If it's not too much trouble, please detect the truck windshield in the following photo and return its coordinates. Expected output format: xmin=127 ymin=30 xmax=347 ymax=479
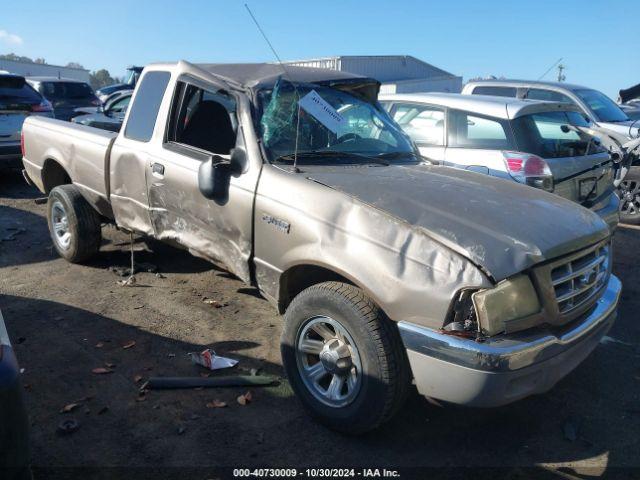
xmin=574 ymin=89 xmax=629 ymax=123
xmin=512 ymin=111 xmax=607 ymax=158
xmin=258 ymin=81 xmax=416 ymax=166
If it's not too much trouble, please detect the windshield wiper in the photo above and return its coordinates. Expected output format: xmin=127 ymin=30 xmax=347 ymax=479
xmin=273 ymin=150 xmax=389 ymax=166
xmin=376 ymin=151 xmax=418 ymax=161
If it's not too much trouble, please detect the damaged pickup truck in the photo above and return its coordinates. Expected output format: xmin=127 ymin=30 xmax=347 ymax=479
xmin=22 ymin=62 xmax=621 ymax=433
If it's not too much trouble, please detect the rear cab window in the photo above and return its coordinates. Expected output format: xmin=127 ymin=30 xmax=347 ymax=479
xmin=124 ymin=71 xmax=171 ymax=142
xmin=471 ymin=86 xmax=517 ymax=98
xmin=0 ymin=76 xmax=43 ymax=110
xmin=512 ymin=111 xmax=607 ymax=158
xmin=448 ymin=109 xmax=512 ymax=149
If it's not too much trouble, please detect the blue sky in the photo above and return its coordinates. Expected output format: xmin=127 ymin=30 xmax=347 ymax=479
xmin=1 ymin=0 xmax=637 ymax=98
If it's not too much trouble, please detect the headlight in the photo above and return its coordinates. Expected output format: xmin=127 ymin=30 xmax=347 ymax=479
xmin=472 ymin=274 xmax=541 ymax=336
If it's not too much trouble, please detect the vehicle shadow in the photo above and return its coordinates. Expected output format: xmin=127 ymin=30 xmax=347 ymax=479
xmin=0 ymin=205 xmax=57 ymax=268
xmin=0 ymin=167 xmax=41 ymax=200
xmin=2 ymin=290 xmax=634 ymax=476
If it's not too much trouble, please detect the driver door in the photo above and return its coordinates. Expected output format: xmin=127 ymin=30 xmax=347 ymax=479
xmin=145 ymin=75 xmax=259 ymax=283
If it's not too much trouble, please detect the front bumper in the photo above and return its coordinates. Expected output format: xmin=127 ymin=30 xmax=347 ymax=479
xmin=398 ymin=274 xmax=621 ymax=407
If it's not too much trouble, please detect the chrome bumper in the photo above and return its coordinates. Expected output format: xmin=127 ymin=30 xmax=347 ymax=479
xmin=398 ymin=275 xmax=621 ymax=407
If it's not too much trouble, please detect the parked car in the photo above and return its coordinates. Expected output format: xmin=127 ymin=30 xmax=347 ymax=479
xmin=620 ymin=101 xmax=640 ymax=121
xmin=0 ymin=73 xmax=53 ymax=166
xmin=380 ymin=93 xmax=619 ymax=230
xmin=72 ymin=89 xmax=132 ymax=132
xmin=96 ymin=66 xmax=142 ymax=103
xmin=26 ymin=77 xmax=100 ymax=122
xmin=0 ymin=310 xmax=30 ymax=479
xmin=22 ymin=62 xmax=620 ymax=433
xmin=463 ymin=80 xmax=640 ymax=222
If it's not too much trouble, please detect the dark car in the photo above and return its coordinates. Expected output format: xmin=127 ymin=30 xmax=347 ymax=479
xmin=0 ymin=74 xmax=54 ymax=165
xmin=27 ymin=77 xmax=101 ymax=121
xmin=72 ymin=89 xmax=132 ymax=132
xmin=96 ymin=65 xmax=142 ymax=103
xmin=0 ymin=310 xmax=30 ymax=479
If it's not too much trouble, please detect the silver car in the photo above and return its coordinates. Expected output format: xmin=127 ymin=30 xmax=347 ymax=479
xmin=0 ymin=74 xmax=53 ymax=164
xmin=380 ymin=92 xmax=619 ymax=230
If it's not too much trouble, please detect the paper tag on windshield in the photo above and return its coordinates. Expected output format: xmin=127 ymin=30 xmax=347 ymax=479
xmin=298 ymin=90 xmax=345 ymax=134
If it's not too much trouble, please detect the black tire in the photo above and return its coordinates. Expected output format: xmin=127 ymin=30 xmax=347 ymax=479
xmin=618 ymin=166 xmax=640 ymax=225
xmin=281 ymin=281 xmax=409 ymax=434
xmin=47 ymin=185 xmax=102 ymax=263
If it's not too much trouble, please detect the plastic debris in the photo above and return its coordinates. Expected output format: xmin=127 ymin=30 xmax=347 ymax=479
xmin=188 ymin=349 xmax=238 ymax=371
xmin=122 ymin=340 xmax=136 ymax=350
xmin=60 ymin=402 xmax=81 ymax=414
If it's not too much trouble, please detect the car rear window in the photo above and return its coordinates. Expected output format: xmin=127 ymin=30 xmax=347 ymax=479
xmin=512 ymin=111 xmax=606 ymax=158
xmin=0 ymin=76 xmax=42 ymax=108
xmin=471 ymin=86 xmax=517 ymax=98
xmin=124 ymin=71 xmax=171 ymax=142
xmin=41 ymin=81 xmax=95 ymax=100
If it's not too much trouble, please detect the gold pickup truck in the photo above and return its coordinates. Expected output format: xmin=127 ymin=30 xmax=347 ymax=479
xmin=21 ymin=61 xmax=620 ymax=433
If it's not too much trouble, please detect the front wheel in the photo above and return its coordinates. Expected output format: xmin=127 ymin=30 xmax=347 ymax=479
xmin=47 ymin=185 xmax=102 ymax=263
xmin=618 ymin=167 xmax=640 ymax=225
xmin=281 ymin=282 xmax=409 ymax=434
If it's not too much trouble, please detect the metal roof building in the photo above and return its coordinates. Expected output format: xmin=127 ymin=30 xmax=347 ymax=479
xmin=0 ymin=58 xmax=90 ymax=82
xmin=283 ymin=55 xmax=462 ymax=94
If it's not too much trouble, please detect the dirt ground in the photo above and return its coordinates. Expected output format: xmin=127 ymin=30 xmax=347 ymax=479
xmin=1 ymin=166 xmax=639 ymax=479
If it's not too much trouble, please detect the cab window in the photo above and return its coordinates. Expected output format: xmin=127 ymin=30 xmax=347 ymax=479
xmin=124 ymin=71 xmax=171 ymax=142
xmin=166 ymin=81 xmax=237 ymax=155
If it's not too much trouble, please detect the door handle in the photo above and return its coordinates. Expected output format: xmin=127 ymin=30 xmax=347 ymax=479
xmin=152 ymin=163 xmax=165 ymax=175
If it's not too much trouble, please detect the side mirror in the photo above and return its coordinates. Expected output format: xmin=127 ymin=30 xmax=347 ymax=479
xmin=229 ymin=146 xmax=247 ymax=174
xmin=198 ymin=155 xmax=231 ymax=204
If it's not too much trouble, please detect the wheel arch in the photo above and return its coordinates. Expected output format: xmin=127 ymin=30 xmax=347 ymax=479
xmin=277 ymin=262 xmax=383 ymax=316
xmin=42 ymin=158 xmax=72 ymax=194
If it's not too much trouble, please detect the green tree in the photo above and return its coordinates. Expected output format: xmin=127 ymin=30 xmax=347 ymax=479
xmin=66 ymin=62 xmax=85 ymax=70
xmin=89 ymin=69 xmax=115 ymax=90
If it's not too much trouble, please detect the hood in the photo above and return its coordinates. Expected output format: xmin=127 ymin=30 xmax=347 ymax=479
xmin=597 ymin=121 xmax=640 ymax=139
xmin=307 ymin=164 xmax=609 ymax=281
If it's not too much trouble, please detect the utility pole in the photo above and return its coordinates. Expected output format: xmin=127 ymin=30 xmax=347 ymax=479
xmin=557 ymin=64 xmax=566 ymax=82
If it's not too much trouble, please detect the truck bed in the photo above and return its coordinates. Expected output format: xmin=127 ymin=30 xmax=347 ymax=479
xmin=22 ymin=116 xmax=117 ymax=215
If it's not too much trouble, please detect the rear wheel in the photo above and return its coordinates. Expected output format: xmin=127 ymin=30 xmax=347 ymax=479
xmin=618 ymin=167 xmax=640 ymax=225
xmin=281 ymin=282 xmax=409 ymax=434
xmin=47 ymin=185 xmax=102 ymax=263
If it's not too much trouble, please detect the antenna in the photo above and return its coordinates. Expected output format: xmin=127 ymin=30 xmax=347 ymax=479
xmin=245 ymin=3 xmax=302 ymax=172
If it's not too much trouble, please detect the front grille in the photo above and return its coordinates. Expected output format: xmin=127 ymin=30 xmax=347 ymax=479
xmin=550 ymin=242 xmax=610 ymax=314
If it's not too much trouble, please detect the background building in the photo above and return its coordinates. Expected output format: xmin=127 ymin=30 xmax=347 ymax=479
xmin=284 ymin=55 xmax=462 ymax=94
xmin=0 ymin=58 xmax=90 ymax=82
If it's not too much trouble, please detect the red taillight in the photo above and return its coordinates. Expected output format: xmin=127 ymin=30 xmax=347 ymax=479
xmin=502 ymin=151 xmax=554 ymax=191
xmin=20 ymin=130 xmax=25 ymax=157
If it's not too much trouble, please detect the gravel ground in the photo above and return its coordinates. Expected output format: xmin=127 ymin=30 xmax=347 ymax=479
xmin=1 ymin=167 xmax=639 ymax=479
